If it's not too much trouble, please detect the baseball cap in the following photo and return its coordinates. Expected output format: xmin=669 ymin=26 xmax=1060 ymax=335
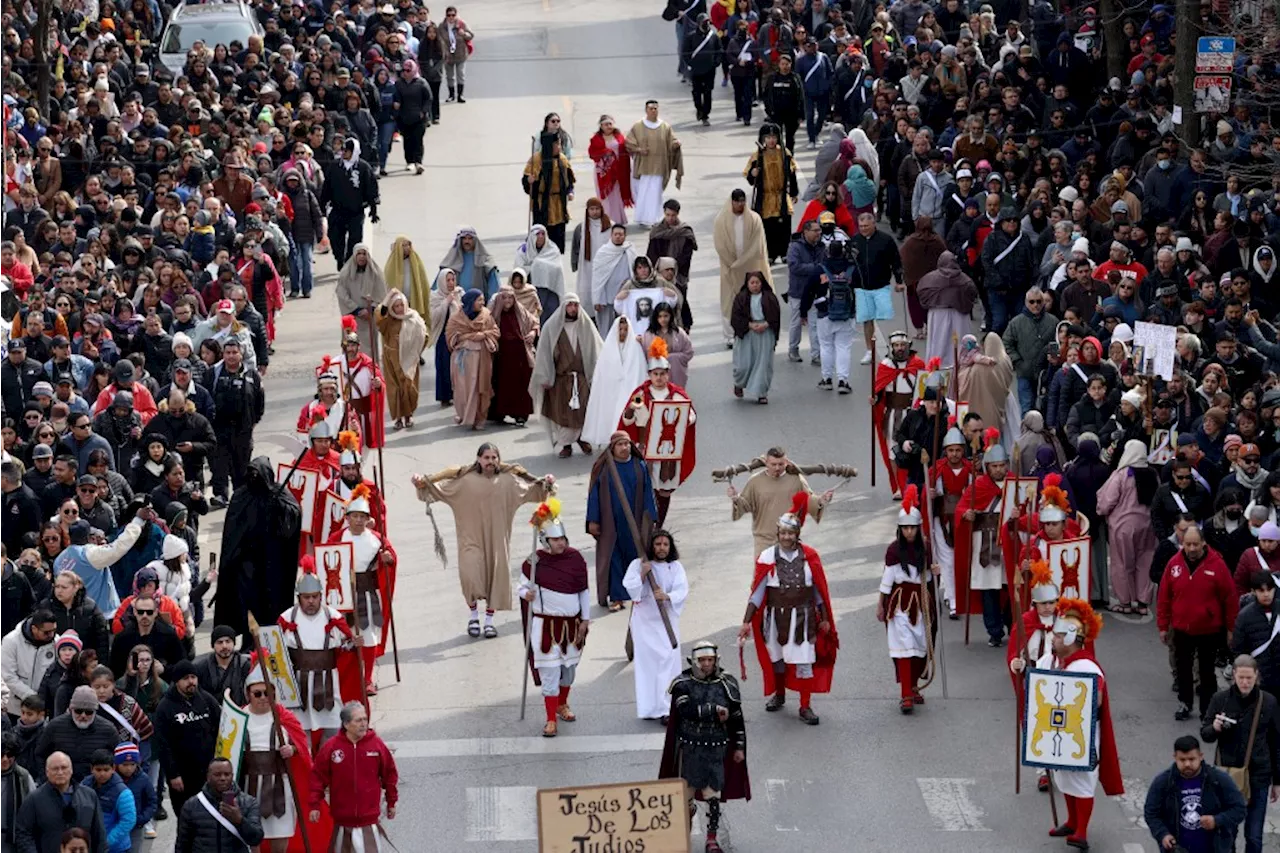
xmin=7 ymin=339 xmax=25 ymax=352
xmin=77 ymin=474 xmax=97 ymax=487
xmin=32 ymin=444 xmax=53 ymax=459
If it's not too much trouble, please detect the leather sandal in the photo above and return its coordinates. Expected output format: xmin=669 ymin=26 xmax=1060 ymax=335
xmin=557 ymin=705 xmax=576 ymax=722
xmin=467 ymin=619 xmax=481 ymax=638
xmin=558 ymin=445 xmax=573 ymax=458
xmin=911 ymin=691 xmax=925 ymax=705
xmin=483 ymin=624 xmax=498 ymax=639
xmin=542 ymin=720 xmax=557 ymax=738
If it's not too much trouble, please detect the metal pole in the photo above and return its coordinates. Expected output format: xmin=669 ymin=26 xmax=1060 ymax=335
xmin=518 ymin=526 xmax=539 ymax=721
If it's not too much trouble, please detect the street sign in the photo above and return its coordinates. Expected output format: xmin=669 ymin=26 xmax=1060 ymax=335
xmin=1196 ymin=36 xmax=1236 ymax=73
xmin=1194 ymin=75 xmax=1232 ymax=113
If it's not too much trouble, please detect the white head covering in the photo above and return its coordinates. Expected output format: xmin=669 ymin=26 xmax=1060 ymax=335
xmin=1112 ymin=322 xmax=1135 ymax=344
xmin=580 ymin=316 xmax=649 ymax=446
xmin=1116 ymin=438 xmax=1148 ymax=470
xmin=529 ymin=293 xmax=603 ymax=442
xmin=848 ymin=128 xmax=880 ymax=185
xmin=514 ymin=225 xmax=566 ymax=297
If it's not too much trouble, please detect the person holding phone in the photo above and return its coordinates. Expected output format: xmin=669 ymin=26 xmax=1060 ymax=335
xmin=174 ymin=757 xmax=263 ymax=853
xmin=1144 ymin=734 xmax=1247 ymax=852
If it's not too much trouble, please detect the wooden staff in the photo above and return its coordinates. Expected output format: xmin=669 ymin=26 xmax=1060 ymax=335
xmin=606 ymin=456 xmax=676 ymax=648
xmin=348 ymin=550 xmax=370 ymax=712
xmin=363 ymin=298 xmax=389 ymax=479
xmin=927 ymin=401 xmax=948 ymax=699
xmin=245 ymin=612 xmax=314 ymax=853
xmin=372 ymin=464 xmax=400 ymax=684
xmin=962 ymin=433 xmax=981 ymax=646
xmin=920 ymin=449 xmax=947 ymax=699
xmin=518 ymin=524 xmax=540 ymax=721
xmin=952 ymin=333 xmax=960 ymax=405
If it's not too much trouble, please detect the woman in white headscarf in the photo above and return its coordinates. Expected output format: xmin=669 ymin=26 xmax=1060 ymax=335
xmin=429 ymin=269 xmax=462 ymax=406
xmin=959 ymin=332 xmax=1021 ymax=453
xmin=335 ymin=242 xmax=387 ymax=353
xmin=376 ymin=288 xmax=428 ymax=429
xmin=581 ymin=315 xmax=648 ymax=447
xmin=513 ymin=224 xmax=566 ymax=319
xmin=848 ymin=128 xmax=879 ymax=185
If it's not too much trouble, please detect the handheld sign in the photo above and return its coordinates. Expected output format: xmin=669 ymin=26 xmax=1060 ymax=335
xmin=537 ymin=780 xmax=690 ymax=853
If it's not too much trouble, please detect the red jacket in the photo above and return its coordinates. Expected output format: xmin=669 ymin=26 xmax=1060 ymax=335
xmin=1157 ymin=547 xmax=1238 ymax=636
xmin=310 ymin=730 xmax=398 ymax=827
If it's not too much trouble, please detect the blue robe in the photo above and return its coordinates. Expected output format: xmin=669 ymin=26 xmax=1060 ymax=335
xmin=587 ymin=455 xmax=658 ymax=602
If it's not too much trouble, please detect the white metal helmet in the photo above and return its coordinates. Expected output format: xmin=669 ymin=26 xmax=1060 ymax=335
xmin=897 ymin=485 xmax=923 ymax=526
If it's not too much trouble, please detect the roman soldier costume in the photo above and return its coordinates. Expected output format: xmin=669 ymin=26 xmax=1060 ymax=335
xmin=930 ymin=424 xmax=972 ymax=617
xmin=317 ymin=316 xmax=387 ymax=450
xmin=1009 ymin=474 xmax=1083 ymax=596
xmin=873 ymin=333 xmax=928 ymax=496
xmin=618 ymin=338 xmax=697 ymax=525
xmin=278 ymin=560 xmax=354 ymax=734
xmin=879 ymin=487 xmax=938 ymax=714
xmin=658 ymin=641 xmax=750 ymax=853
xmin=1035 ymin=598 xmax=1124 ymax=848
xmin=519 ymin=499 xmax=591 ymax=738
xmin=335 ymin=431 xmax=385 ymax=530
xmin=296 ymin=371 xmax=349 ymax=445
xmin=742 ymin=494 xmax=838 ymax=725
xmin=952 ymin=429 xmax=1018 ymax=645
xmin=327 ymin=485 xmax=396 ymax=695
xmin=1008 ymin=560 xmax=1059 ymax=793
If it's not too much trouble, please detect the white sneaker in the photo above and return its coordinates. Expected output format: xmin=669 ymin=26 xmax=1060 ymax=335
xmin=859 ymin=350 xmax=873 ymax=365
xmin=144 ymin=822 xmax=157 ymax=839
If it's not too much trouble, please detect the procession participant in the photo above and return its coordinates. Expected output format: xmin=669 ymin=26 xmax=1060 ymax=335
xmin=587 ymin=432 xmax=659 ymax=610
xmin=570 ymin=198 xmax=613 ymax=322
xmin=618 ymin=339 xmax=698 ymax=527
xmin=412 ymin=444 xmax=554 ymax=638
xmin=730 ymin=271 xmax=782 ymax=404
xmin=582 ymin=318 xmax=649 ymax=448
xmin=316 ymin=318 xmax=386 ymax=449
xmin=587 ymin=117 xmax=632 ymax=225
xmin=893 ymin=375 xmax=950 ymax=497
xmin=1014 ymin=474 xmax=1085 ymax=593
xmin=309 ymin=702 xmax=398 ymax=853
xmin=873 ymin=333 xmax=928 ymax=496
xmin=292 ymin=415 xmax=341 ymax=557
xmin=521 ymin=133 xmax=575 ymax=253
xmin=642 ymin=296 xmax=694 ymax=389
xmin=383 ymin=236 xmax=431 ymax=318
xmin=917 ymin=251 xmax=978 ymax=368
xmin=727 ymin=447 xmax=832 ymax=557
xmin=953 ymin=429 xmax=1016 ymax=647
xmin=877 ymin=487 xmax=938 ymax=714
xmin=445 ymin=289 xmax=500 ymax=430
xmin=489 ymin=285 xmax=538 ymax=428
xmin=518 ymin=501 xmax=590 ymax=737
xmin=645 ymin=200 xmax=698 ymax=329
xmin=278 ymin=560 xmax=355 ymax=742
xmin=737 ymin=494 xmax=838 ymax=725
xmin=658 ymin=640 xmax=749 ymax=853
xmin=239 ymin=655 xmax=314 ymax=853
xmin=514 ymin=225 xmax=568 ymax=320
xmin=529 ymin=294 xmax=602 ymax=458
xmin=589 ymin=223 xmax=638 ymax=334
xmin=375 ymin=289 xmax=428 ymax=431
xmin=1007 ymin=560 xmax=1059 ymax=793
xmin=623 ymin=529 xmax=689 ymax=721
xmin=930 ymin=424 xmax=972 ymax=617
xmin=216 ymin=459 xmax=303 ymax=637
xmin=335 ymin=244 xmax=388 ymax=355
xmin=507 ymin=269 xmax=544 ymax=319
xmin=327 ymin=486 xmax=396 ymax=696
xmin=744 ymin=122 xmax=800 ymax=264
xmin=439 ymin=226 xmax=500 ymax=299
xmin=613 ymin=256 xmax=683 ymax=333
xmin=334 ymin=432 xmax=384 ymax=529
xmin=1011 ymin=598 xmax=1124 ymax=848
xmin=713 ymin=190 xmax=771 ymax=349
xmin=429 ymin=271 xmax=462 ymax=407
xmin=625 ymin=100 xmax=683 ymax=228
xmin=294 ymin=372 xmax=347 ymax=447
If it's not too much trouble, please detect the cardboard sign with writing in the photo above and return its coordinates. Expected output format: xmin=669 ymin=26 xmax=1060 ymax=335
xmin=538 ymin=779 xmax=690 ymax=853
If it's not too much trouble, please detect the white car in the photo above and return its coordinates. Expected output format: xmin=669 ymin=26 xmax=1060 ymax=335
xmin=158 ymin=1 xmax=263 ymax=77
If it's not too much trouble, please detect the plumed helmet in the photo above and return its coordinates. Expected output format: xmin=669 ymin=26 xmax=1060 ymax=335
xmin=897 ymin=484 xmax=923 ymax=526
xmin=296 ymin=555 xmax=323 ymax=595
xmin=646 ymin=336 xmax=670 ymax=371
xmin=777 ymin=491 xmax=808 ymax=532
xmin=1029 ymin=559 xmax=1060 ymax=604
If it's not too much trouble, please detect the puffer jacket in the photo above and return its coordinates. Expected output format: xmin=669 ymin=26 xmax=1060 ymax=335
xmin=38 ymin=588 xmax=112 ymax=661
xmin=282 ymin=169 xmax=324 ymax=246
xmin=174 ymin=782 xmax=263 ymax=853
xmin=1231 ymin=598 xmax=1280 ymax=696
xmin=81 ymin=770 xmax=137 ymax=853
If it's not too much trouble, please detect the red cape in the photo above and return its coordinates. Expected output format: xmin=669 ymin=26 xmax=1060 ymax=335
xmin=587 ymin=130 xmax=634 ymax=205
xmin=749 ymin=544 xmax=839 ymax=696
xmin=618 ymin=381 xmax=697 ymax=487
xmin=952 ymin=475 xmax=1018 ymax=615
xmin=256 ymin=703 xmax=335 ymax=853
xmin=317 ymin=353 xmax=387 ymax=449
xmin=1007 ymin=608 xmax=1051 ymax=708
xmin=324 ymin=528 xmax=398 ymax=659
xmin=871 ymin=355 xmax=925 ymax=494
xmin=1061 ymin=648 xmax=1124 ymax=796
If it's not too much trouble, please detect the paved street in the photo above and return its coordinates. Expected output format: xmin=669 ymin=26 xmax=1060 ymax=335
xmin=183 ymin=1 xmax=1277 ymax=850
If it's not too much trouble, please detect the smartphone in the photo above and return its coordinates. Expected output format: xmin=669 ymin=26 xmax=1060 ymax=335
xmin=223 ymin=790 xmax=237 ymax=805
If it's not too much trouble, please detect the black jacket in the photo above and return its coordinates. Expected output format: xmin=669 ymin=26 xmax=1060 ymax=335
xmin=1231 ymin=600 xmax=1280 ymax=699
xmin=110 ymin=620 xmax=186 ymax=677
xmin=143 ymin=406 xmax=217 ymax=477
xmin=153 ymin=683 xmax=220 ymax=784
xmin=1143 ymin=762 xmax=1246 ymax=853
xmin=1200 ymin=684 xmax=1280 ymax=779
xmin=282 ymin=170 xmax=324 ymax=246
xmin=38 ymin=589 xmax=110 ymax=662
xmin=392 ymin=76 xmax=432 ymax=127
xmin=1151 ymin=481 xmax=1214 ymax=541
xmin=848 ymin=228 xmax=903 ymax=291
xmin=192 ymin=650 xmax=252 ymax=708
xmin=175 ymin=782 xmax=263 ymax=853
xmin=682 ymin=27 xmax=722 ymax=76
xmin=1 ymin=562 xmax=33 ymax=635
xmin=763 ymin=71 xmax=803 ymax=121
xmin=320 ymin=156 xmax=380 ymax=216
xmin=34 ymin=713 xmax=120 ymax=783
xmin=2 ymin=484 xmax=42 ymax=556
xmin=1 ymin=358 xmax=46 ymax=418
xmin=204 ymin=363 xmax=265 ymax=432
xmin=14 ymin=782 xmax=107 ymax=853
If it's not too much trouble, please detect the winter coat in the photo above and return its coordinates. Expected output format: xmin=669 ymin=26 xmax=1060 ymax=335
xmin=1201 ymin=684 xmax=1280 ymax=779
xmin=35 ymin=713 xmax=119 ymax=783
xmin=38 ymin=589 xmax=111 ymax=662
xmin=1143 ymin=763 xmax=1245 ymax=853
xmin=13 ymin=782 xmax=107 ymax=853
xmin=980 ymin=226 xmax=1035 ymax=295
xmin=1064 ymin=396 xmax=1115 ymax=448
xmin=81 ymin=772 xmax=136 ymax=853
xmin=282 ymin=170 xmax=324 ymax=246
xmin=1231 ymin=598 xmax=1280 ymax=701
xmin=175 ymin=782 xmax=263 ymax=853
xmin=1002 ymin=308 xmax=1058 ymax=381
xmin=0 ymin=619 xmax=57 ymax=716
xmin=120 ymin=768 xmax=156 ymax=829
xmin=1150 ymin=481 xmax=1214 ymax=541
xmin=152 ymin=683 xmax=220 ymax=786
xmin=144 ymin=402 xmax=217 ymax=477
xmin=784 ymin=235 xmax=826 ymax=300
xmin=1157 ymin=547 xmax=1238 ymax=637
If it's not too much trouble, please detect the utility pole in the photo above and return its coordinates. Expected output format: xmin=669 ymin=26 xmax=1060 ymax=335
xmin=1173 ymin=0 xmax=1202 ymax=148
xmin=32 ymin=0 xmax=53 ymax=118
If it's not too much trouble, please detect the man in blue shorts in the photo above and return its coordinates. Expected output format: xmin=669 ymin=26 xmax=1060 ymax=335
xmin=849 ymin=213 xmax=904 ymax=365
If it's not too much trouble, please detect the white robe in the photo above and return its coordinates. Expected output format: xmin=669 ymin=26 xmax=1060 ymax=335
xmin=343 ymin=527 xmax=383 ymax=646
xmin=247 ymin=710 xmax=296 ymax=839
xmin=281 ymin=605 xmax=346 ymax=732
xmin=1034 ymin=650 xmax=1102 ymax=798
xmin=623 ymin=558 xmax=688 ymax=719
xmin=969 ymin=492 xmax=1005 ymax=591
xmin=879 ymin=561 xmax=928 ymax=658
xmin=575 ymin=218 xmax=612 ymax=321
xmin=751 ymin=546 xmax=817 ymax=666
xmin=514 ymin=231 xmax=567 ymax=299
xmin=581 ymin=317 xmax=649 ymax=446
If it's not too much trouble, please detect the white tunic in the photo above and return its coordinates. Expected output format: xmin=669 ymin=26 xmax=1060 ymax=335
xmin=879 ymin=561 xmax=928 ymax=659
xmin=1034 ymin=650 xmax=1102 ymax=798
xmin=246 ymin=710 xmax=296 ymax=839
xmin=751 ymin=546 xmax=817 ymax=666
xmin=282 ymin=605 xmax=346 ymax=731
xmin=969 ymin=492 xmax=1005 ymax=590
xmin=342 ymin=528 xmax=383 ymax=645
xmin=931 ymin=468 xmax=964 ymax=613
xmin=623 ymin=559 xmax=688 ymax=718
xmin=515 ymin=582 xmax=590 ymax=669
xmin=337 ymin=354 xmax=373 ymax=403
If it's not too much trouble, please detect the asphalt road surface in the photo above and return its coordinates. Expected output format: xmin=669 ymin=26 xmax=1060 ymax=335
xmin=174 ymin=0 xmax=1280 ymax=850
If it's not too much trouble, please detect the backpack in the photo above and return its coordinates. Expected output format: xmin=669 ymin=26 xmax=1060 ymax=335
xmin=824 ymin=266 xmax=854 ymax=322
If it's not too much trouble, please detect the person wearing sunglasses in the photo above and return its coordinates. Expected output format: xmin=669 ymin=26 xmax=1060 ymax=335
xmin=109 ymin=594 xmax=185 ymax=678
xmin=241 ymin=663 xmax=310 ymax=853
xmin=33 ymin=686 xmax=119 ymax=783
xmin=55 ymin=501 xmax=157 ymax=620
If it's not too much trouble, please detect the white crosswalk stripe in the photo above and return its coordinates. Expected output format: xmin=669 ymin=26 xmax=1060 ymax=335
xmin=464 ymin=786 xmax=539 ymax=842
xmin=916 ymin=778 xmax=991 ymax=831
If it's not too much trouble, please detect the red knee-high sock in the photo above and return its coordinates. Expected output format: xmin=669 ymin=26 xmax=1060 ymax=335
xmin=558 ymin=686 xmax=571 ymax=706
xmin=1070 ymin=797 xmax=1093 ymax=840
xmin=799 ymin=689 xmax=812 ymax=708
xmin=543 ymin=696 xmax=559 ymax=722
xmin=910 ymin=656 xmax=926 ymax=687
xmin=1063 ymin=794 xmax=1078 ymax=829
xmin=895 ymin=467 xmax=909 ymax=495
xmin=361 ymin=646 xmax=376 ymax=683
xmin=895 ymin=658 xmax=914 ymax=698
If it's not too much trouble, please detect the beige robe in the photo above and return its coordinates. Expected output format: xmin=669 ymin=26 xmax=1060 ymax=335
xmin=730 ymin=470 xmax=827 ymax=556
xmin=625 ymin=120 xmax=684 ymax=187
xmin=416 ymin=470 xmax=551 ymax=610
xmin=712 ymin=202 xmax=772 ymax=321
